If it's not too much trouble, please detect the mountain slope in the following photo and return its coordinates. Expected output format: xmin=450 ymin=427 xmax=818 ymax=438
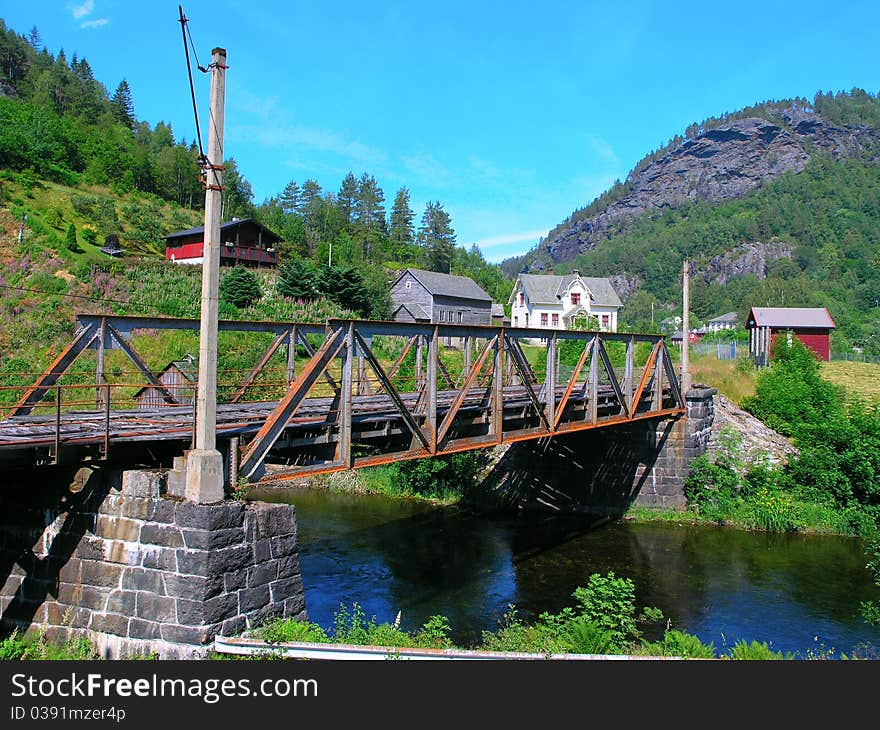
xmin=514 ymin=94 xmax=880 ymax=274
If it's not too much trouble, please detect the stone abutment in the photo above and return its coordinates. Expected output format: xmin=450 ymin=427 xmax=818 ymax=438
xmin=0 ymin=466 xmax=305 ymax=658
xmin=470 ymin=386 xmax=716 ymax=514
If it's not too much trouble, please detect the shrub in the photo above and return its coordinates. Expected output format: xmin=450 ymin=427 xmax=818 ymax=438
xmin=220 ymin=266 xmax=262 ymax=309
xmin=64 ymin=223 xmax=82 ymax=253
xmin=685 ymin=454 xmax=739 ymax=516
xmin=642 ymin=629 xmax=716 ymax=658
xmin=572 ymin=572 xmax=639 ymax=649
xmin=861 ymin=537 xmax=880 ymax=626
xmin=255 ymin=618 xmax=330 ymax=645
xmin=727 ymin=639 xmax=792 ymax=660
xmin=395 ymin=452 xmax=483 ymax=500
xmin=750 ymin=487 xmax=799 ymax=532
xmin=414 ymin=615 xmax=453 ymax=649
xmin=0 ymin=631 xmax=27 ymax=660
xmin=564 ymin=618 xmax=617 ymax=655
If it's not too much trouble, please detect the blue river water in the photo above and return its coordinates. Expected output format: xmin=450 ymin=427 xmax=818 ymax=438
xmin=252 ymin=487 xmax=880 ymax=657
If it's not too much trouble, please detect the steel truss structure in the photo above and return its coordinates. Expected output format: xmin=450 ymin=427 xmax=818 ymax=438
xmin=0 ymin=315 xmax=685 ymax=482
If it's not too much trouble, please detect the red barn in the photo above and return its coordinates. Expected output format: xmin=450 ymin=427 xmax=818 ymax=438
xmin=746 ymin=307 xmax=835 ymax=365
xmin=164 ymin=218 xmax=280 ymax=267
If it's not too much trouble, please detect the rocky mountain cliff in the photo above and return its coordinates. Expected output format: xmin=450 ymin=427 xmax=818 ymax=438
xmin=522 ymin=107 xmax=880 ymax=271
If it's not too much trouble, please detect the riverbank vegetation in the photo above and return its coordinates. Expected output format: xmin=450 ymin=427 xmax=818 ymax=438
xmin=250 ymin=571 xmax=859 ymax=660
xmin=678 ymin=337 xmax=880 ymax=538
xmin=315 ymin=451 xmax=486 ymax=505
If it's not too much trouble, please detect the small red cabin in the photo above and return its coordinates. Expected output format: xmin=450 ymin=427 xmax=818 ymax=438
xmin=164 ymin=218 xmax=281 ymax=267
xmin=746 ymin=307 xmax=835 ymax=365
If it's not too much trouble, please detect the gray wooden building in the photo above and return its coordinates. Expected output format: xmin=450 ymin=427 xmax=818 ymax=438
xmin=390 ymin=268 xmax=493 ymax=326
xmin=133 ymin=354 xmax=196 ymax=409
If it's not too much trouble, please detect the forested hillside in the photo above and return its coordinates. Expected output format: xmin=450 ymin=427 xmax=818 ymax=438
xmin=506 ymin=90 xmax=880 ymax=354
xmin=0 ymin=18 xmax=508 ymax=287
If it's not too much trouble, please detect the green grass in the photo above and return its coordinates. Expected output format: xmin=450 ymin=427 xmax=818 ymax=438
xmin=822 ymin=361 xmax=880 ymax=403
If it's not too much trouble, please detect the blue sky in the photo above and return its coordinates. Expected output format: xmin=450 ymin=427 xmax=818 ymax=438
xmin=3 ymin=1 xmax=879 ymax=262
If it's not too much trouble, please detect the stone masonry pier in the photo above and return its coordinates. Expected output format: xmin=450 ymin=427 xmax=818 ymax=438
xmin=470 ymin=387 xmax=716 ymax=514
xmin=0 ymin=466 xmax=306 ymax=658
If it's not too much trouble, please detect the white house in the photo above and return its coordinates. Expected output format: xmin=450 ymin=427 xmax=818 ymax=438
xmin=706 ymin=312 xmax=738 ymax=333
xmin=507 ymin=270 xmax=623 ymax=332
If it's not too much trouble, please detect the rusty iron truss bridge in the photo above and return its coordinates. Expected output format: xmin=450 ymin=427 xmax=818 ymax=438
xmin=0 ymin=314 xmax=685 ymax=482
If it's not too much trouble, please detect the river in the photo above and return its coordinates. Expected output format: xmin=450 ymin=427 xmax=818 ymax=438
xmin=252 ymin=487 xmax=880 ymax=658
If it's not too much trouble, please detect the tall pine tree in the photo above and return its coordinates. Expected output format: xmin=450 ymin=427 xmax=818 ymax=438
xmin=111 ymin=79 xmax=135 ymax=128
xmin=337 ymin=172 xmax=358 ymax=227
xmin=389 ymin=187 xmax=415 ymax=249
xmin=418 ymin=201 xmax=456 ymax=274
xmin=354 ymin=173 xmax=386 ymax=260
xmin=280 ymin=180 xmax=300 ymax=215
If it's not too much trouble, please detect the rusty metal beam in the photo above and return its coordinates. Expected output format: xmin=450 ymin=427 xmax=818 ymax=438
xmin=661 ymin=343 xmax=684 ymax=408
xmin=229 ymin=330 xmax=289 ymax=403
xmin=6 ymin=321 xmax=99 ymax=417
xmin=384 ymin=335 xmax=417 ymax=385
xmin=553 ymin=338 xmax=594 ymax=430
xmin=630 ymin=341 xmax=662 ymax=415
xmin=239 ymin=325 xmax=347 ymax=478
xmin=504 ymin=338 xmax=550 ymax=432
xmin=589 ymin=335 xmax=599 ymax=424
xmin=295 ymin=328 xmax=339 ymax=393
xmin=353 ymin=330 xmax=430 ymax=452
xmin=545 ymin=332 xmax=557 ymax=430
xmin=596 ymin=339 xmax=629 ymax=419
xmin=492 ymin=332 xmax=504 ymax=442
xmin=336 ymin=323 xmax=354 ymax=468
xmin=436 ymin=355 xmax=456 ymax=389
xmin=426 ymin=326 xmax=438 ymax=451
xmin=106 ymin=324 xmax=180 ymax=406
xmin=436 ymin=335 xmax=497 ymax=446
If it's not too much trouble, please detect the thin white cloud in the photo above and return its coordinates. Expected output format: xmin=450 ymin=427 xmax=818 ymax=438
xmin=71 ymin=0 xmax=94 ymax=19
xmin=81 ymin=18 xmax=109 ymax=29
xmin=584 ymin=133 xmax=619 ymax=167
xmin=401 ymin=152 xmax=454 ymax=188
xmin=472 ymin=230 xmax=548 ymax=249
xmin=228 ymin=88 xmax=387 ymax=169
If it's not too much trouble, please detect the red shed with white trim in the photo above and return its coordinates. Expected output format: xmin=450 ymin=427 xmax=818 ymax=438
xmin=746 ymin=307 xmax=835 ymax=364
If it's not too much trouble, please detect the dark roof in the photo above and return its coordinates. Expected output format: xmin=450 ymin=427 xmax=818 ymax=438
xmin=708 ymin=311 xmax=738 ymax=323
xmin=747 ymin=307 xmax=835 ymax=329
xmin=512 ymin=273 xmax=622 ymax=307
xmin=392 ymin=302 xmax=431 ymax=321
xmin=163 ymin=218 xmax=281 ymax=243
xmin=397 ymin=268 xmax=492 ymax=302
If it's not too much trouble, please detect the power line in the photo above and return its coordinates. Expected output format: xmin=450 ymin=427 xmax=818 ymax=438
xmin=178 ymin=5 xmax=208 ymax=168
xmin=0 ymin=283 xmax=195 ymax=316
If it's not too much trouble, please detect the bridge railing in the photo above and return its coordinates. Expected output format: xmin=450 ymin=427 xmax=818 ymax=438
xmin=0 ymin=315 xmax=685 ymax=477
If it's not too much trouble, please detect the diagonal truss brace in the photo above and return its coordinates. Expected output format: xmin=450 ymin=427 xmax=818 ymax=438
xmin=6 ymin=322 xmax=100 ymax=417
xmin=106 ymin=324 xmax=180 ymax=406
xmin=504 ymin=338 xmax=551 ymax=432
xmin=240 ymin=326 xmax=347 ymax=479
xmin=229 ymin=330 xmax=289 ymax=403
xmin=353 ymin=330 xmax=430 ymax=452
xmin=436 ymin=335 xmax=498 ymax=446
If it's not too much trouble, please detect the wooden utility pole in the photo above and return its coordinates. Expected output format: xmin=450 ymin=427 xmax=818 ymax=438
xmin=681 ymin=258 xmax=692 ymax=394
xmin=186 ymin=47 xmax=227 ymax=504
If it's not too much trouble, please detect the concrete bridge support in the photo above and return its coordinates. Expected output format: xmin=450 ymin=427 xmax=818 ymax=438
xmin=0 ymin=467 xmax=305 ymax=658
xmin=471 ymin=387 xmax=716 ymax=515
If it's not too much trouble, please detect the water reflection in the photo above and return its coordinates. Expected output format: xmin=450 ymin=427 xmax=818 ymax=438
xmin=252 ymin=488 xmax=880 ymax=656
